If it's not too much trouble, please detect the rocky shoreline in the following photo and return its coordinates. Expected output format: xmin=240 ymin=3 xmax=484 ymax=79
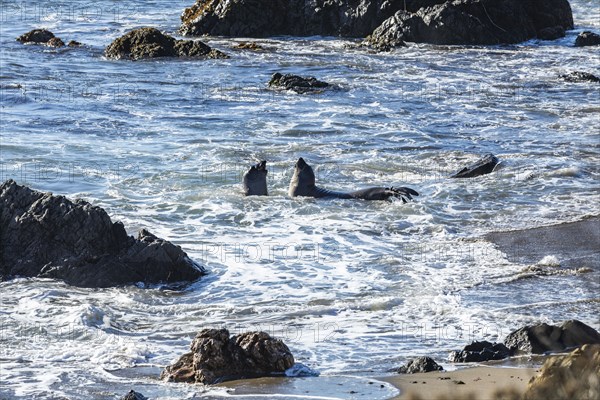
xmin=4 ymin=1 xmax=599 ymax=398
xmin=179 ymin=0 xmax=574 ymax=47
xmin=2 ymin=180 xmax=599 ymax=398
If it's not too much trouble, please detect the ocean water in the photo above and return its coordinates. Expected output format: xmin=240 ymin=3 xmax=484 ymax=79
xmin=1 ymin=1 xmax=599 ymax=398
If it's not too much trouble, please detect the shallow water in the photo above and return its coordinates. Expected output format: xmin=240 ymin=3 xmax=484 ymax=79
xmin=1 ymin=1 xmax=599 ymax=399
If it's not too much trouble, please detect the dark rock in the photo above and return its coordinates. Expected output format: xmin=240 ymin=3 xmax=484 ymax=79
xmin=560 ymin=71 xmax=600 ymax=83
xmin=268 ymin=73 xmax=331 ymax=94
xmin=104 ymin=27 xmax=227 ymax=60
xmin=235 ymin=42 xmax=265 ymax=51
xmin=537 ymin=25 xmax=565 ymax=41
xmin=179 ymin=0 xmax=450 ymax=38
xmin=180 ymin=0 xmax=572 ymax=45
xmin=161 ymin=329 xmax=295 ymax=384
xmin=504 ymin=320 xmax=600 ymax=355
xmin=0 ymin=180 xmax=205 ymax=288
xmin=16 ymin=29 xmax=55 ymax=44
xmin=524 ymin=344 xmax=600 ymax=400
xmin=450 ymin=153 xmax=499 ymax=178
xmin=68 ymin=40 xmax=83 ymax=47
xmin=46 ymin=37 xmax=65 ymax=47
xmin=395 ymin=356 xmax=443 ymax=373
xmin=449 ymin=341 xmax=510 ymax=362
xmin=575 ymin=31 xmax=600 ymax=47
xmin=120 ymin=390 xmax=148 ymax=400
xmin=367 ymin=0 xmax=574 ymax=48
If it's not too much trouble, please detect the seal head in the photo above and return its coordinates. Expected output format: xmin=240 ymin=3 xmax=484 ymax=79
xmin=243 ymin=161 xmax=268 ymax=196
xmin=289 ymin=158 xmax=316 ymax=197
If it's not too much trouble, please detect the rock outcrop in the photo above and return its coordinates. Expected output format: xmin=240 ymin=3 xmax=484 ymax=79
xmin=16 ymin=29 xmax=65 ymax=47
xmin=450 ymin=153 xmax=499 ymax=178
xmin=575 ymin=31 xmax=600 ymax=47
xmin=504 ymin=320 xmax=600 ymax=355
xmin=396 ymin=356 xmax=443 ymax=373
xmin=0 ymin=180 xmax=205 ymax=288
xmin=449 ymin=341 xmax=510 ymax=362
xmin=179 ymin=0 xmax=426 ymax=38
xmin=366 ymin=0 xmax=574 ymax=49
xmin=560 ymin=71 xmax=600 ymax=83
xmin=524 ymin=344 xmax=600 ymax=400
xmin=179 ymin=0 xmax=573 ymax=47
xmin=161 ymin=329 xmax=295 ymax=384
xmin=268 ymin=73 xmax=331 ymax=94
xmin=105 ymin=27 xmax=227 ymax=60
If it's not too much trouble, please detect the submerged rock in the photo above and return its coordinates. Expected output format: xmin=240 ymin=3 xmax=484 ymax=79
xmin=560 ymin=71 xmax=600 ymax=83
xmin=268 ymin=73 xmax=331 ymax=94
xmin=0 ymin=180 xmax=205 ymax=288
xmin=235 ymin=41 xmax=265 ymax=51
xmin=450 ymin=153 xmax=499 ymax=178
xmin=367 ymin=0 xmax=574 ymax=49
xmin=46 ymin=37 xmax=65 ymax=47
xmin=575 ymin=31 xmax=600 ymax=47
xmin=120 ymin=390 xmax=148 ymax=400
xmin=105 ymin=27 xmax=227 ymax=60
xmin=17 ymin=29 xmax=79 ymax=48
xmin=395 ymin=356 xmax=443 ymax=373
xmin=68 ymin=40 xmax=83 ymax=47
xmin=449 ymin=341 xmax=510 ymax=362
xmin=161 ymin=329 xmax=295 ymax=384
xmin=524 ymin=344 xmax=600 ymax=400
xmin=504 ymin=320 xmax=600 ymax=355
xmin=16 ymin=29 xmax=56 ymax=44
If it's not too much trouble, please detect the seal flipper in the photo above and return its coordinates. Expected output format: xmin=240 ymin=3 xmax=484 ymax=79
xmin=388 ymin=187 xmax=419 ymax=203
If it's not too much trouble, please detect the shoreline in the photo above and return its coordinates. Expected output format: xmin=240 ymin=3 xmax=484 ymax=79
xmin=210 ymin=365 xmax=539 ymax=399
xmin=380 ymin=365 xmax=538 ymax=400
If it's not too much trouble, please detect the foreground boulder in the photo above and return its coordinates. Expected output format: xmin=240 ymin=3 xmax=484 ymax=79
xmin=367 ymin=0 xmax=574 ymax=49
xmin=0 ymin=180 xmax=205 ymax=288
xmin=524 ymin=344 xmax=600 ymax=400
xmin=504 ymin=320 xmax=600 ymax=355
xmin=268 ymin=73 xmax=331 ymax=94
xmin=575 ymin=31 xmax=600 ymax=47
xmin=395 ymin=356 xmax=443 ymax=373
xmin=560 ymin=71 xmax=600 ymax=83
xmin=105 ymin=27 xmax=227 ymax=60
xmin=16 ymin=29 xmax=64 ymax=47
xmin=449 ymin=341 xmax=510 ymax=362
xmin=450 ymin=153 xmax=499 ymax=178
xmin=161 ymin=329 xmax=295 ymax=384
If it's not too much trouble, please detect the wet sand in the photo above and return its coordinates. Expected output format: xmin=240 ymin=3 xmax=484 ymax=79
xmin=381 ymin=366 xmax=538 ymax=400
xmin=215 ymin=374 xmax=400 ymax=399
xmin=484 ymin=216 xmax=600 ymax=269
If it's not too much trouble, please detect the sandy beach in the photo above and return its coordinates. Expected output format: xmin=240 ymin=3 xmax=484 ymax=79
xmin=381 ymin=366 xmax=538 ymax=400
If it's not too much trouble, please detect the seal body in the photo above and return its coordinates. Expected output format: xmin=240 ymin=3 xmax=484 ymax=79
xmin=289 ymin=158 xmax=418 ymax=202
xmin=451 ymin=154 xmax=499 ymax=178
xmin=243 ymin=161 xmax=268 ymax=196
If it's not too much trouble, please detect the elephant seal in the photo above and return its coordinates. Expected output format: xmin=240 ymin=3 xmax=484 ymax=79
xmin=451 ymin=153 xmax=499 ymax=178
xmin=288 ymin=158 xmax=418 ymax=202
xmin=242 ymin=161 xmax=268 ymax=196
